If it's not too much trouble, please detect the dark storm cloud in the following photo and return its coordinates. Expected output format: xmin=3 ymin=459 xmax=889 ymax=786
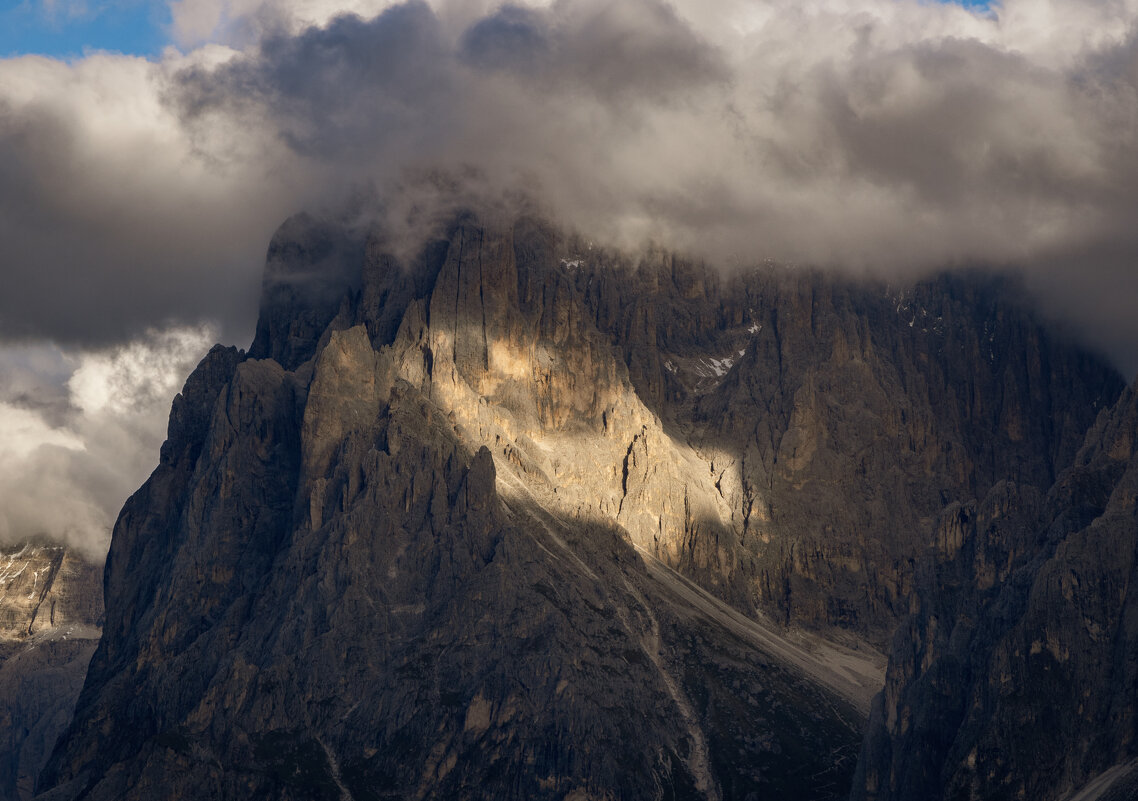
xmin=0 ymin=54 xmax=294 ymax=347
xmin=170 ymin=0 xmax=728 ymax=174
xmin=164 ymin=0 xmax=735 ymax=265
xmin=3 ymin=0 xmax=1138 ymax=373
xmin=176 ymin=2 xmax=454 ymax=159
xmin=460 ymin=1 xmax=728 ymax=102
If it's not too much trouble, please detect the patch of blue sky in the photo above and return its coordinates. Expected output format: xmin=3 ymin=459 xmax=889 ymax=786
xmin=938 ymin=0 xmax=994 ymax=9
xmin=0 ymin=0 xmax=170 ymax=60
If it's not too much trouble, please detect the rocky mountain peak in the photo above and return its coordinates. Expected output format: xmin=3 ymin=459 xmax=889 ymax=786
xmin=31 ymin=207 xmax=1128 ymax=801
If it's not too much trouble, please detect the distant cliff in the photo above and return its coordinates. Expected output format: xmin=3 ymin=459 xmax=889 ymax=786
xmin=0 ymin=543 xmax=101 ymax=801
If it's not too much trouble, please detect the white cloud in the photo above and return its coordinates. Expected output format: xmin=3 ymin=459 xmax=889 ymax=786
xmin=0 ymin=404 xmax=85 ymax=460
xmin=68 ymin=325 xmax=221 ymax=415
xmin=0 ymin=326 xmax=216 ymax=560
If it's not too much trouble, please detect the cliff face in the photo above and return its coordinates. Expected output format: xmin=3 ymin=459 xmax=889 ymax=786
xmin=853 ymin=381 xmax=1138 ymax=801
xmin=0 ymin=544 xmax=102 ymax=801
xmin=247 ymin=217 xmax=1122 ymax=648
xmin=571 ymin=260 xmax=1120 ymax=642
xmin=34 ymin=211 xmax=1123 ymax=800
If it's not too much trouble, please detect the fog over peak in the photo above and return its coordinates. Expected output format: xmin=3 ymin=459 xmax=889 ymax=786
xmin=4 ymin=0 xmax=1138 ymax=552
xmin=4 ymin=0 xmax=1138 ymax=367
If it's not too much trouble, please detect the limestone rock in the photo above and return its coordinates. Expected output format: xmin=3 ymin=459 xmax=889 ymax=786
xmin=33 ymin=209 xmax=1125 ymax=801
xmin=852 ymin=381 xmax=1138 ymax=801
xmin=37 ymin=323 xmax=865 ymax=800
xmin=0 ymin=544 xmax=101 ymax=801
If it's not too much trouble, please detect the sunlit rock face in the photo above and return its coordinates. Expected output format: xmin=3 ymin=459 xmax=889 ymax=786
xmin=581 ymin=263 xmax=1123 ymax=643
xmin=35 ymin=210 xmax=1122 ymax=800
xmin=0 ymin=543 xmax=101 ymax=801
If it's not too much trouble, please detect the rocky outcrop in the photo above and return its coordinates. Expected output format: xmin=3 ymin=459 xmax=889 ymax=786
xmin=34 ymin=209 xmax=1124 ymax=800
xmin=853 ymin=380 xmax=1138 ymax=801
xmin=36 ymin=214 xmax=877 ymax=801
xmin=568 ymin=259 xmax=1123 ymax=642
xmin=0 ymin=544 xmax=101 ymax=801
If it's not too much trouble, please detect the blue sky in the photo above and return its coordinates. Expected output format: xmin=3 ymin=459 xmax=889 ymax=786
xmin=0 ymin=0 xmax=171 ymax=59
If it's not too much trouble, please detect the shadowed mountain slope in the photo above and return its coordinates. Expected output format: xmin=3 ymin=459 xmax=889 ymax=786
xmin=854 ymin=379 xmax=1138 ymax=801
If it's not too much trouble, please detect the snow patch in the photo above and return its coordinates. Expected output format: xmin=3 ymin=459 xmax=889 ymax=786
xmin=0 ymin=561 xmax=28 ymax=584
xmin=701 ymin=356 xmax=734 ymax=377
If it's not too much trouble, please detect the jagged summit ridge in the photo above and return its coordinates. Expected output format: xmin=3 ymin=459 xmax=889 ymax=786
xmin=36 ymin=211 xmax=869 ymax=800
xmin=35 ymin=208 xmax=1125 ymax=800
xmin=243 ymin=210 xmax=1124 ymax=640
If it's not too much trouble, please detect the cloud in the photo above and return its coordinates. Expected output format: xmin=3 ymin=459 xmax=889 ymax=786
xmin=167 ymin=0 xmax=411 ymax=47
xmin=460 ymin=1 xmax=728 ymax=101
xmin=4 ymin=0 xmax=1138 ymax=369
xmin=5 ymin=0 xmax=1138 ymax=559
xmin=152 ymin=0 xmax=1138 ymax=376
xmin=0 ymin=48 xmax=303 ymax=346
xmin=0 ymin=326 xmax=215 ymax=561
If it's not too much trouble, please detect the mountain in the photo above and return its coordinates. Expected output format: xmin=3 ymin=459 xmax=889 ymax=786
xmin=34 ymin=210 xmax=1124 ymax=800
xmin=853 ymin=377 xmax=1138 ymax=801
xmin=0 ymin=543 xmax=101 ymax=801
